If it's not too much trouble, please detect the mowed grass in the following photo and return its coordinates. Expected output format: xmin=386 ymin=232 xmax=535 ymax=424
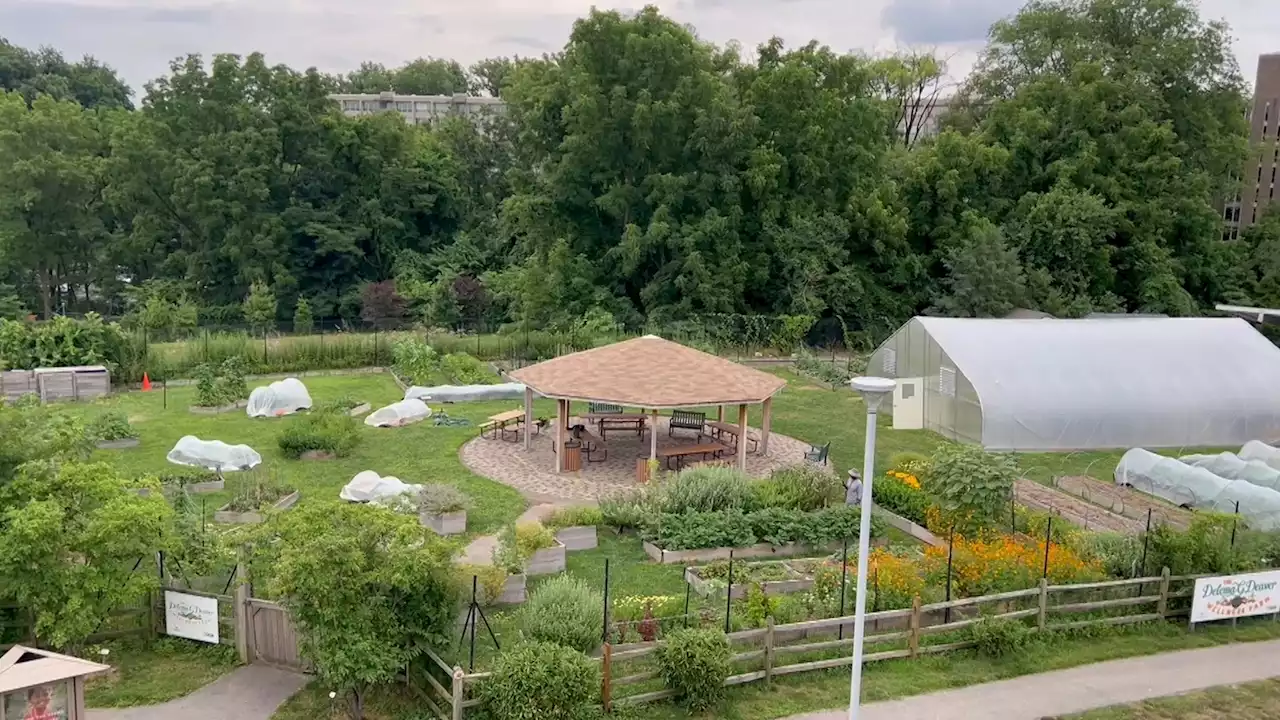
xmin=1063 ymin=678 xmax=1280 ymax=719
xmin=85 ymin=637 xmax=239 ymax=708
xmin=75 ymin=373 xmax=530 ymax=534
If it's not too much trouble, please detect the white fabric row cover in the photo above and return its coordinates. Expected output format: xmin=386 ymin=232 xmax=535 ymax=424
xmin=166 ymin=435 xmax=262 ymax=471
xmin=1181 ymin=451 xmax=1280 ymax=492
xmin=404 ymin=382 xmax=526 ymax=403
xmin=1239 ymin=440 xmax=1280 ymax=472
xmin=340 ymin=470 xmax=421 ymax=503
xmin=245 ymin=378 xmax=313 ymax=418
xmin=1116 ymin=448 xmax=1280 ymax=530
xmin=365 ymin=398 xmax=432 ymax=427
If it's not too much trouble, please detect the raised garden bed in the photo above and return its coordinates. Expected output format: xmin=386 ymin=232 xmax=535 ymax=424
xmin=188 ymin=400 xmax=249 ymax=415
xmin=526 ymin=541 xmax=567 ymax=576
xmin=555 ymin=526 xmax=598 ymax=551
xmin=421 ymin=509 xmax=467 ymax=535
xmin=684 ymin=559 xmax=816 ymax=600
xmin=498 ymin=573 xmax=527 ymax=604
xmin=96 ymin=437 xmax=140 ymax=450
xmin=213 ymin=490 xmax=300 ymax=524
xmin=642 ymin=540 xmax=837 ymax=565
xmin=347 ymin=402 xmax=372 ymax=417
xmin=877 ymin=507 xmax=945 ymax=547
xmin=184 ymin=478 xmax=226 ymax=494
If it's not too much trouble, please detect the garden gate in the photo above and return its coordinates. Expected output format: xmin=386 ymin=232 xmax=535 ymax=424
xmin=243 ymin=597 xmax=310 ymax=672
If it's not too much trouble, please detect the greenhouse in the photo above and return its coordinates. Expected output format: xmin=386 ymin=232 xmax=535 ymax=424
xmin=867 ymin=317 xmax=1280 ymax=451
xmin=1116 ymin=448 xmax=1280 ymax=530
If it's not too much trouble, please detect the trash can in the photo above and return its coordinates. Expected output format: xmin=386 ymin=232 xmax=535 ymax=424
xmin=563 ymin=439 xmax=583 ymax=472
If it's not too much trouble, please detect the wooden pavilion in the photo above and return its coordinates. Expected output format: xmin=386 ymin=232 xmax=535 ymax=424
xmin=508 ymin=335 xmax=787 ymax=473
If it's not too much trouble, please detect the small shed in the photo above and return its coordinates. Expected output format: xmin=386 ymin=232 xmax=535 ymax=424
xmin=1 ymin=366 xmax=111 ymax=403
xmin=0 ymin=645 xmax=109 ymax=719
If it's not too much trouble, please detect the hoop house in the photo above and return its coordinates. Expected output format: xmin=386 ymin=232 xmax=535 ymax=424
xmin=1180 ymin=451 xmax=1280 ymax=492
xmin=1117 ymin=448 xmax=1280 ymax=530
xmin=868 ymin=317 xmax=1280 ymax=450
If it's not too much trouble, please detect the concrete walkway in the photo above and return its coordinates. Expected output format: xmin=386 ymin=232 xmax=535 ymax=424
xmin=87 ymin=665 xmax=309 ymax=720
xmin=782 ymin=638 xmax=1280 ymax=720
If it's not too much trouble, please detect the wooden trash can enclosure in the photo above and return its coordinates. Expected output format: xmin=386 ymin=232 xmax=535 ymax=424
xmin=563 ymin=440 xmax=583 ymax=472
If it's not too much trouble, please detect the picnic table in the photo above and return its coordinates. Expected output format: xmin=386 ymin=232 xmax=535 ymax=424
xmin=705 ymin=420 xmax=759 ymax=453
xmin=656 ymin=441 xmax=733 ymax=470
xmin=583 ymin=412 xmax=648 ymax=440
xmin=482 ymin=409 xmax=525 ymax=441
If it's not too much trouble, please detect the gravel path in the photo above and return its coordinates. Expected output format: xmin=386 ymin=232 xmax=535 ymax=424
xmin=87 ymin=665 xmax=308 ymax=720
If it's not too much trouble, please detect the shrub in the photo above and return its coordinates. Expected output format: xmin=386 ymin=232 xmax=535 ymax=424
xmin=391 ymin=338 xmax=440 ymax=384
xmin=873 ymin=472 xmax=931 ymax=526
xmin=441 ymin=352 xmax=492 ymax=384
xmin=930 ymin=444 xmax=1017 ymax=532
xmin=656 ymin=628 xmax=731 ymax=711
xmin=242 ymin=281 xmax=278 ymax=333
xmin=645 ymin=510 xmax=755 ymax=550
xmin=753 ymin=464 xmax=842 ymax=511
xmin=191 ymin=356 xmax=250 ymax=407
xmin=516 ymin=575 xmax=603 ymax=653
xmin=544 ymin=506 xmax=604 ymax=531
xmin=88 ymin=410 xmax=135 ymax=441
xmin=1081 ymin=532 xmax=1143 ymax=578
xmin=599 ymin=492 xmax=658 ymax=531
xmin=417 ymin=483 xmax=470 ymax=514
xmin=276 ymin=411 xmax=361 ymax=459
xmin=458 ymin=564 xmax=509 ymax=606
xmin=658 ymin=467 xmax=754 ymax=513
xmin=1145 ymin=514 xmax=1239 ymax=576
xmin=494 ymin=522 xmax=557 ymax=571
xmin=193 ymin=362 xmax=223 ymax=407
xmin=516 ymin=522 xmax=557 ymax=556
xmin=966 ymin=615 xmax=1033 ymax=658
xmin=646 ymin=506 xmax=880 ymax=551
xmin=479 ymin=641 xmax=599 ymax=720
xmin=293 ymin=298 xmax=314 ymax=334
xmin=0 ymin=314 xmax=129 ymax=374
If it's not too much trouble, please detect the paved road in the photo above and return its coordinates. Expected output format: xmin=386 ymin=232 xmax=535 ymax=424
xmin=87 ymin=665 xmax=309 ymax=720
xmin=782 ymin=638 xmax=1280 ymax=720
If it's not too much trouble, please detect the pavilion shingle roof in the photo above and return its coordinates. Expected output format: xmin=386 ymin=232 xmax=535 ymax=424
xmin=509 ymin=336 xmax=787 ymax=409
xmin=0 ymin=646 xmax=109 ymax=693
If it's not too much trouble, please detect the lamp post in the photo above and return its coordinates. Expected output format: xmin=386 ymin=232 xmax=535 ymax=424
xmin=847 ymin=376 xmax=896 ymax=720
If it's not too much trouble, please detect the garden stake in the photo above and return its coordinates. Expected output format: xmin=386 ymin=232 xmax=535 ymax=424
xmin=838 ymin=537 xmax=849 ymax=639
xmin=1010 ymin=496 xmax=1016 ymax=533
xmin=683 ymin=580 xmax=691 ymax=628
xmin=602 ymin=558 xmax=611 ymax=643
xmin=944 ymin=526 xmax=955 ymax=624
xmin=724 ymin=550 xmax=734 ymax=634
xmin=1137 ymin=508 xmax=1152 ymax=597
xmin=221 ymin=563 xmax=237 ymax=595
xmin=162 ymin=379 xmax=167 ymax=409
xmin=1042 ymin=516 xmax=1053 ymax=579
xmin=262 ymin=331 xmax=268 ymax=364
xmin=1232 ymin=501 xmax=1240 ymax=548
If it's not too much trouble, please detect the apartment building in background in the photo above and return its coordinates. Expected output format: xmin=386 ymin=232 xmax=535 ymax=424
xmin=1223 ymin=52 xmax=1280 ymax=241
xmin=330 ymin=92 xmax=506 ymax=125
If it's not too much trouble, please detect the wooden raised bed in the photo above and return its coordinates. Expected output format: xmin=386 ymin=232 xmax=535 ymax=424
xmin=684 ymin=561 xmax=816 ymax=600
xmin=642 ymin=540 xmax=836 ymax=566
xmin=555 ymin=526 xmax=598 ymax=551
xmin=96 ymin=437 xmax=140 ymax=450
xmin=526 ymin=541 xmax=567 ymax=576
xmin=213 ymin=490 xmax=300 ymax=524
xmin=421 ymin=509 xmax=467 ymax=535
xmin=347 ymin=402 xmax=372 ymax=417
xmin=188 ymin=400 xmax=249 ymax=415
xmin=498 ymin=573 xmax=527 ymax=604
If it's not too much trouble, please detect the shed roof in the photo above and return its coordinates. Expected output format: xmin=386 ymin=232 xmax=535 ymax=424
xmin=0 ymin=646 xmax=109 ymax=693
xmin=508 ymin=336 xmax=786 ymax=409
xmin=912 ymin=316 xmax=1280 ymax=449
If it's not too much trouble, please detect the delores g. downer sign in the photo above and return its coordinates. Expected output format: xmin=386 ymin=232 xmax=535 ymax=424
xmin=164 ymin=590 xmax=220 ymax=644
xmin=1191 ymin=570 xmax=1280 ymax=624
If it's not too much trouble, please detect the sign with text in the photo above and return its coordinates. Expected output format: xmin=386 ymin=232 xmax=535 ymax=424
xmin=1191 ymin=570 xmax=1280 ymax=624
xmin=164 ymin=590 xmax=219 ymax=644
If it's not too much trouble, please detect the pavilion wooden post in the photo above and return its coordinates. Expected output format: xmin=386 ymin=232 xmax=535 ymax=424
xmin=565 ymin=400 xmax=573 ymax=428
xmin=760 ymin=397 xmax=772 ymax=456
xmin=523 ymin=387 xmax=534 ymax=451
xmin=717 ymin=406 xmax=724 ymax=422
xmin=555 ymin=399 xmax=566 ymax=473
xmin=736 ymin=403 xmax=748 ymax=472
xmin=650 ymin=409 xmax=659 ymax=461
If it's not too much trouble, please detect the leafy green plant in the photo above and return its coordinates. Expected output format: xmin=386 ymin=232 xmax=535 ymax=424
xmin=391 ymin=338 xmax=440 ymax=384
xmin=544 ymin=506 xmax=604 ymax=531
xmin=0 ymin=314 xmax=130 ymax=374
xmin=292 ymin=298 xmax=314 ymax=334
xmin=88 ymin=410 xmax=135 ymax=441
xmin=753 ymin=464 xmax=842 ymax=510
xmin=873 ymin=473 xmax=931 ymax=526
xmin=656 ymin=628 xmax=731 ymax=711
xmin=276 ymin=411 xmax=361 ymax=459
xmin=217 ymin=356 xmax=248 ymax=401
xmin=417 ymin=483 xmax=470 ymax=514
xmin=516 ymin=522 xmax=556 ymax=556
xmin=441 ymin=352 xmax=492 ymax=384
xmin=242 ymin=281 xmax=278 ymax=334
xmin=223 ymin=468 xmax=293 ymax=513
xmin=930 ymin=444 xmax=1017 ymax=531
xmin=493 ymin=522 xmax=557 ymax=571
xmin=458 ymin=564 xmax=509 ymax=606
xmin=516 ymin=575 xmax=603 ymax=653
xmin=315 ymin=395 xmax=363 ymax=414
xmin=192 ymin=362 xmax=223 ymax=407
xmin=966 ymin=615 xmax=1033 ymax=658
xmin=478 ymin=641 xmax=599 ymax=720
xmin=599 ymin=491 xmax=659 ymax=531
xmin=658 ymin=466 xmax=754 ymax=513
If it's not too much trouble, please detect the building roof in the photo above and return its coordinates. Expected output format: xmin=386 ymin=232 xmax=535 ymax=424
xmin=0 ymin=646 xmax=109 ymax=693
xmin=508 ymin=336 xmax=787 ymax=409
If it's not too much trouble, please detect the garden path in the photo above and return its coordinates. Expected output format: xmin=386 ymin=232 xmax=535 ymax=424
xmin=779 ymin=637 xmax=1280 ymax=720
xmin=460 ymin=502 xmax=572 ymax=566
xmin=87 ymin=664 xmax=308 ymax=720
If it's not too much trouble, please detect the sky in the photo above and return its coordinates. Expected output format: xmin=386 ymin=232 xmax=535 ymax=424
xmin=0 ymin=0 xmax=1276 ymax=98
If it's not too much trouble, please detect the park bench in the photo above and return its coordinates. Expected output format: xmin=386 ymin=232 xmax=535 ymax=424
xmin=804 ymin=441 xmax=831 ymax=466
xmin=668 ymin=410 xmax=706 ymax=438
xmin=657 ymin=441 xmax=732 ymax=470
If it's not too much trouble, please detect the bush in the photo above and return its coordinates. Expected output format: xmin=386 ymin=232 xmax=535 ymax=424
xmin=873 ymin=473 xmax=931 ymax=526
xmin=645 ymin=506 xmax=880 ymax=551
xmin=1081 ymin=532 xmax=1142 ymax=578
xmin=516 ymin=522 xmax=557 ymax=556
xmin=966 ymin=615 xmax=1033 ymax=658
xmin=276 ymin=411 xmax=361 ymax=459
xmin=658 ymin=467 xmax=754 ymax=513
xmin=391 ymin=338 xmax=440 ymax=384
xmin=441 ymin=352 xmax=492 ymax=384
xmin=493 ymin=522 xmax=557 ymax=571
xmin=458 ymin=564 xmax=509 ymax=606
xmin=191 ymin=356 xmax=250 ymax=407
xmin=930 ymin=444 xmax=1017 ymax=532
xmin=0 ymin=314 xmax=130 ymax=374
xmin=656 ymin=628 xmax=731 ymax=711
xmin=292 ymin=298 xmax=314 ymax=334
xmin=544 ymin=506 xmax=604 ymax=531
xmin=417 ymin=483 xmax=470 ymax=514
xmin=516 ymin=575 xmax=603 ymax=652
xmin=753 ymin=464 xmax=842 ymax=510
xmin=88 ymin=410 xmax=135 ymax=441
xmin=479 ymin=641 xmax=599 ymax=720
xmin=599 ymin=492 xmax=659 ymax=531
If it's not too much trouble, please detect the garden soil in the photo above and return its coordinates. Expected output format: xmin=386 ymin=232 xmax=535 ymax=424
xmin=1053 ymin=475 xmax=1193 ymax=530
xmin=1013 ymin=479 xmax=1140 ymax=534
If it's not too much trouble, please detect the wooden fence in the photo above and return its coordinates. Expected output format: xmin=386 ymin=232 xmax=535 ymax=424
xmin=427 ymin=568 xmax=1233 ymax=720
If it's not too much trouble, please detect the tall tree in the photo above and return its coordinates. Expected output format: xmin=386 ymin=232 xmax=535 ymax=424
xmin=0 ymin=38 xmax=133 ymax=109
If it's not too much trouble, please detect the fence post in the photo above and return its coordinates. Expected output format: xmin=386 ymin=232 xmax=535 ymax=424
xmin=838 ymin=538 xmax=849 ymax=639
xmin=1037 ymin=578 xmax=1048 ymax=632
xmin=1042 ymin=516 xmax=1053 ymax=578
xmin=602 ymin=642 xmax=613 ymax=712
xmin=908 ymin=596 xmax=921 ymax=658
xmin=1157 ymin=567 xmax=1171 ymax=617
xmin=764 ymin=617 xmax=775 ymax=686
xmin=724 ymin=549 xmax=734 ymax=634
xmin=234 ymin=564 xmax=250 ymax=663
xmin=452 ymin=667 xmax=465 ymax=720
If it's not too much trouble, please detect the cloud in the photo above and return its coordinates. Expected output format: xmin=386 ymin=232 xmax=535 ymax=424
xmin=881 ymin=0 xmax=1021 ymax=45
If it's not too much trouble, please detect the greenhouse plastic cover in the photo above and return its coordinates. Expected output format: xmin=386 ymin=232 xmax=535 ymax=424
xmin=340 ymin=470 xmax=421 ymax=503
xmin=166 ymin=435 xmax=262 ymax=471
xmin=365 ymin=399 xmax=432 ymax=427
xmin=908 ymin=317 xmax=1280 ymax=450
xmin=1116 ymin=448 xmax=1280 ymax=530
xmin=1180 ymin=451 xmax=1280 ymax=492
xmin=245 ymin=378 xmax=313 ymax=418
xmin=1239 ymin=440 xmax=1280 ymax=472
xmin=404 ymin=382 xmax=526 ymax=403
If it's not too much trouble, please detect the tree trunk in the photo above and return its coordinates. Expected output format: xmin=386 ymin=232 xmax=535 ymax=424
xmin=349 ymin=687 xmax=364 ymax=720
xmin=39 ymin=268 xmax=54 ymax=320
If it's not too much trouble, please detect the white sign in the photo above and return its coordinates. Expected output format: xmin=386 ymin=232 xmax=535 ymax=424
xmin=164 ymin=590 xmax=220 ymax=644
xmin=1191 ymin=570 xmax=1280 ymax=624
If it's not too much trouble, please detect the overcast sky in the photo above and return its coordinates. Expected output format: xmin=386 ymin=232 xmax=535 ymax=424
xmin=1 ymin=0 xmax=1276 ymax=98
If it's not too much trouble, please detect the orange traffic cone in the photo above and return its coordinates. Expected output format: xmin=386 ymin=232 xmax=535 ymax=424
xmin=141 ymin=373 xmax=152 ymax=392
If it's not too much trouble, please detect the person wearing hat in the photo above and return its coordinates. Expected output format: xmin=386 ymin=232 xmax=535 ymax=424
xmin=844 ymin=469 xmax=863 ymax=507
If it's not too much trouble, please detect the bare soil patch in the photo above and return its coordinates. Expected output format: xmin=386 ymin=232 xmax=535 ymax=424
xmin=1014 ymin=479 xmax=1141 ymax=534
xmin=1053 ymin=475 xmax=1193 ymax=531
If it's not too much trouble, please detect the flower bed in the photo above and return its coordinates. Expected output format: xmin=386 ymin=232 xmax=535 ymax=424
xmin=684 ymin=559 xmax=815 ymax=599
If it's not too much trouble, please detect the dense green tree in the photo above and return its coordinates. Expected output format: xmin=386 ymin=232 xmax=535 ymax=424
xmin=341 ymin=58 xmax=471 ymax=95
xmin=243 ymin=280 xmax=278 ymax=332
xmin=0 ymin=38 xmax=133 ymax=109
xmin=931 ymin=215 xmax=1027 ymax=318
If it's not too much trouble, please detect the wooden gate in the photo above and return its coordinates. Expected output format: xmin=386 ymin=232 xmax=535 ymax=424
xmin=246 ymin=598 xmax=309 ymax=671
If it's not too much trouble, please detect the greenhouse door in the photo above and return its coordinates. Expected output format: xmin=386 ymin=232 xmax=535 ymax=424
xmin=893 ymin=377 xmax=924 ymax=430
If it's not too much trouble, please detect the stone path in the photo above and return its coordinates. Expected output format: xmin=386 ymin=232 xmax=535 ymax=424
xmin=87 ymin=665 xmax=308 ymax=720
xmin=781 ymin=638 xmax=1280 ymax=720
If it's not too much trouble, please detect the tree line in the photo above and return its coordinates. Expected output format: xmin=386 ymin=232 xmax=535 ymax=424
xmin=1 ymin=0 xmax=1275 ymax=347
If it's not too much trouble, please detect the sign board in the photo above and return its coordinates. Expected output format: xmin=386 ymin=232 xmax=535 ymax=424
xmin=164 ymin=590 xmax=219 ymax=644
xmin=1191 ymin=570 xmax=1280 ymax=624
xmin=3 ymin=682 xmax=68 ymax=720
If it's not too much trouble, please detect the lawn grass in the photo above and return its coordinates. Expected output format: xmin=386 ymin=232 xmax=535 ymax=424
xmin=85 ymin=637 xmax=239 ymax=708
xmin=1063 ymin=678 xmax=1280 ymax=719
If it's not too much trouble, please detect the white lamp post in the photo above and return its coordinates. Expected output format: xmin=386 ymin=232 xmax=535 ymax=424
xmin=847 ymin=376 xmax=896 ymax=720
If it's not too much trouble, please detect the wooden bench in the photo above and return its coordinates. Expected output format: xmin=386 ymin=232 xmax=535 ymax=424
xmin=576 ymin=428 xmax=608 ymax=462
xmin=705 ymin=420 xmax=758 ymax=453
xmin=656 ymin=442 xmax=732 ymax=470
xmin=479 ymin=420 xmax=500 ymax=439
xmin=588 ymin=402 xmax=623 ymax=414
xmin=668 ymin=410 xmax=707 ymax=438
